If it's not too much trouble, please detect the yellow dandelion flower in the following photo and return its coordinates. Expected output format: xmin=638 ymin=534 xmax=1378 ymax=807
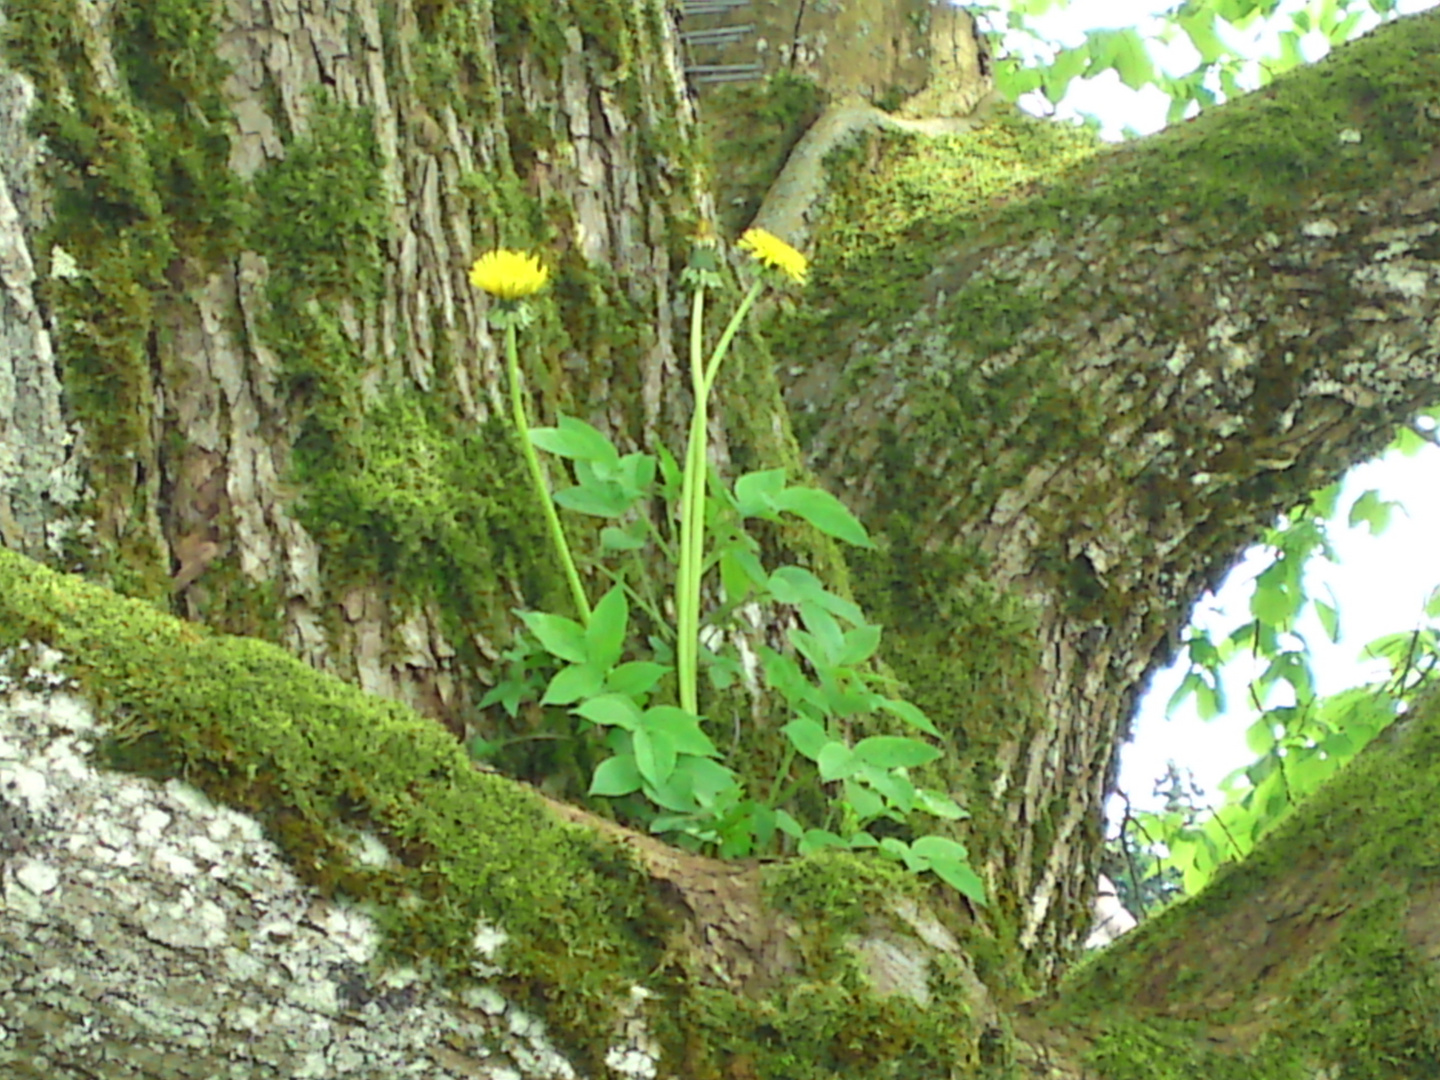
xmin=469 ymin=249 xmax=550 ymax=300
xmin=737 ymin=228 xmax=808 ymax=286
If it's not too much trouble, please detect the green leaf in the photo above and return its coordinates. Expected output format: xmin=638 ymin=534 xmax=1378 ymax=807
xmin=853 ymin=736 xmax=940 ymax=770
xmin=519 ymin=611 xmax=589 ymax=664
xmin=1179 ymin=9 xmax=1227 ymax=63
xmin=679 ymin=756 xmax=740 ymax=801
xmin=643 ymin=772 xmax=702 ymax=814
xmin=769 ymin=486 xmax=874 ymax=548
xmin=796 ymin=601 xmax=845 ymax=665
xmin=762 ymin=646 xmax=829 ymax=716
xmin=720 ymin=547 xmax=768 ymax=605
xmin=529 ymin=414 xmax=619 ymax=465
xmin=615 ymin=452 xmax=657 ymax=496
xmin=605 ymin=661 xmax=670 ymax=699
xmin=733 ymin=468 xmax=787 ymax=518
xmin=1086 ymin=28 xmax=1155 ymax=91
xmin=1195 ymin=680 xmax=1222 ymax=721
xmin=782 ymin=718 xmax=832 ymax=761
xmin=574 ymin=693 xmax=644 ymax=730
xmin=775 ymin=810 xmax=803 ymax=838
xmin=553 ymin=482 xmax=633 ymax=517
xmin=856 ymin=767 xmax=914 ymax=813
xmin=842 ymin=780 xmax=886 ymax=821
xmin=1348 ymin=488 xmax=1396 ymax=536
xmin=766 ymin=567 xmax=866 ymax=625
xmin=836 ymin=624 xmax=883 ymax=667
xmin=817 ymin=741 xmax=858 ymax=782
xmin=925 ymin=852 xmax=987 ymax=905
xmin=585 ymin=586 xmax=629 ymax=670
xmin=1246 ymin=716 xmax=1278 ymax=755
xmin=1315 ymin=599 xmax=1340 ymax=644
xmin=643 ymin=706 xmax=719 ymax=757
xmin=797 ymin=829 xmax=849 ymax=855
xmin=877 ymin=698 xmax=940 ymax=737
xmin=1041 ymin=44 xmax=1089 ymax=103
xmin=542 ymin=663 xmax=605 ymax=705
xmin=915 ymin=788 xmax=966 ymax=820
xmin=655 ymin=442 xmax=683 ymax=497
xmin=590 ymin=754 xmax=642 ymax=797
xmin=600 ymin=523 xmax=647 ymax=552
xmin=1166 ymin=670 xmax=1201 ymax=715
xmin=634 ymin=725 xmax=677 ymax=787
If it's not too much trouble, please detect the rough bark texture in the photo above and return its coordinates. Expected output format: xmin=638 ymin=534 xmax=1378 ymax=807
xmin=2 ymin=0 xmax=1440 ymax=1074
xmin=5 ymin=549 xmax=1440 ymax=1077
xmin=778 ymin=10 xmax=1440 ymax=973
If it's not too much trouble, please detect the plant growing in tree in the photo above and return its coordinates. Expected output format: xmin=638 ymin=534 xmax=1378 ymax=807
xmin=469 ymin=230 xmax=985 ymax=903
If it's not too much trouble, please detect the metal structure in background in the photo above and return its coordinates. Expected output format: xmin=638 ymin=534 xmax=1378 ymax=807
xmin=678 ymin=0 xmax=765 ymax=86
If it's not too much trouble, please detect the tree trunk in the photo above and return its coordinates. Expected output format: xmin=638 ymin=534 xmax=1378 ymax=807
xmin=2 ymin=0 xmax=1439 ymax=1074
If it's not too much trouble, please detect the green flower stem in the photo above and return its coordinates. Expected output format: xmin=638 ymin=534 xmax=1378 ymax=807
xmin=677 ymin=280 xmax=766 ymax=715
xmin=504 ymin=322 xmax=591 ymax=626
xmin=703 ymin=281 xmax=763 ymax=388
xmin=676 ymin=287 xmax=708 ymax=714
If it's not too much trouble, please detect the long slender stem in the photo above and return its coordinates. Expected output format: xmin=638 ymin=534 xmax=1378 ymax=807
xmin=704 ymin=281 xmax=764 ymax=389
xmin=676 ymin=280 xmax=766 ymax=715
xmin=506 ymin=322 xmax=591 ymax=626
xmin=676 ymin=287 xmax=708 ymax=714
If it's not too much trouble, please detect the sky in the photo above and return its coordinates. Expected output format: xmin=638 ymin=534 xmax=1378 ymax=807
xmin=988 ymin=0 xmax=1440 ymax=820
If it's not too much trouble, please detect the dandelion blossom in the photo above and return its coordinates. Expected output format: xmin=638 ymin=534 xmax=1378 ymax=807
xmin=469 ymin=250 xmax=550 ymax=299
xmin=737 ymin=228 xmax=808 ymax=286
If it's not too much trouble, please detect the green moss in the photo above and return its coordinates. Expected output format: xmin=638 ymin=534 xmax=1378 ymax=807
xmin=700 ymin=72 xmax=828 ymax=236
xmin=0 ymin=546 xmax=668 ymax=1072
xmin=765 ymin=849 xmax=921 ymax=930
xmin=293 ymin=387 xmax=564 ymax=638
xmin=2 ymin=0 xmax=250 ymax=599
xmin=677 ymin=980 xmax=973 ymax=1080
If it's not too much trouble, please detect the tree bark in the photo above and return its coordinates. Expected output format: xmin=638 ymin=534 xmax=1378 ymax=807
xmin=2 ymin=0 xmax=1439 ymax=1074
